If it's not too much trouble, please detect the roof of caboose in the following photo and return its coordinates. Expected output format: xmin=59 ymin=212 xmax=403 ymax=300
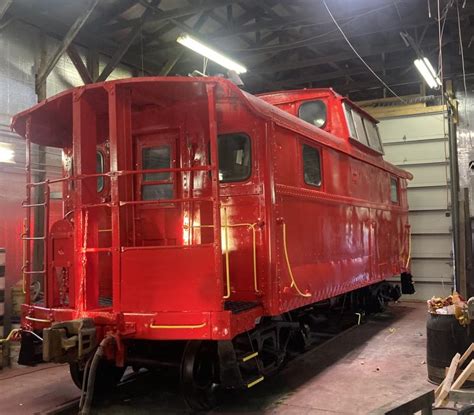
xmin=11 ymin=76 xmax=412 ymax=180
xmin=257 ymin=88 xmax=379 ymax=123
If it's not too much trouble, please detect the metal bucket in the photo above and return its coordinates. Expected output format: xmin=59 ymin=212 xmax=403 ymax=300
xmin=427 ymin=312 xmax=474 ymax=384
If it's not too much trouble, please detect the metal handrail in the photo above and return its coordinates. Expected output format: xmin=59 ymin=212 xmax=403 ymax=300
xmin=188 ymin=214 xmax=261 ymax=297
xmin=25 ymin=165 xmax=213 ymax=188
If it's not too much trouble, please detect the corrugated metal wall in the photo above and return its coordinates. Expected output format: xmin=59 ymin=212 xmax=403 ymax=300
xmin=377 ymin=111 xmax=453 ymax=300
xmin=0 ymin=19 xmax=133 ymax=334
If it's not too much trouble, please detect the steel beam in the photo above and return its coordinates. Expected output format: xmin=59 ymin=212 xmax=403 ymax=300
xmin=36 ymin=0 xmax=99 ymax=88
xmin=97 ymin=1 xmax=158 ymax=82
xmin=67 ymin=45 xmax=93 ymax=84
xmin=102 ymin=0 xmax=247 ymax=33
xmin=0 ymin=0 xmax=13 ymax=21
xmin=157 ymin=11 xmax=209 ymax=76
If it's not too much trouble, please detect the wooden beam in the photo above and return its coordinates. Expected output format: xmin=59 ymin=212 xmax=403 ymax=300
xmin=249 ymin=38 xmax=442 ymax=75
xmin=8 ymin=0 xmax=163 ymax=76
xmin=0 ymin=15 xmax=14 ymax=32
xmin=67 ymin=45 xmax=93 ymax=84
xmin=88 ymin=0 xmax=138 ymax=27
xmin=159 ymin=50 xmax=185 ymax=76
xmin=97 ymin=1 xmax=158 ymax=82
xmin=158 ymin=10 xmax=210 ymax=76
xmin=36 ymin=0 xmax=99 ymax=87
xmin=0 ymin=0 xmax=13 ymax=21
xmin=86 ymin=48 xmax=99 ymax=81
xmin=434 ymin=352 xmax=460 ymax=407
xmin=102 ymin=0 xmax=247 ymax=33
xmin=270 ymin=60 xmax=410 ymax=88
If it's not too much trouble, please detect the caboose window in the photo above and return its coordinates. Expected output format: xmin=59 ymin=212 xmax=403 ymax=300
xmin=302 ymin=144 xmax=321 ymax=187
xmin=141 ymin=146 xmax=173 ymax=200
xmin=363 ymin=119 xmax=384 ymax=153
xmin=390 ymin=177 xmax=399 ymax=203
xmin=352 ymin=111 xmax=370 ymax=146
xmin=143 ymin=146 xmax=171 ymax=181
xmin=343 ymin=102 xmax=357 ymax=139
xmin=298 ymin=100 xmax=327 ymax=128
xmin=96 ymin=151 xmax=104 ymax=192
xmin=218 ymin=133 xmax=251 ymax=182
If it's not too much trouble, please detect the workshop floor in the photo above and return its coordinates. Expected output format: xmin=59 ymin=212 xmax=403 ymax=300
xmin=0 ymin=301 xmax=433 ymax=415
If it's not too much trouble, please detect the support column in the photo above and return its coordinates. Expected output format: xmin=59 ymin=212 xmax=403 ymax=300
xmin=72 ymin=89 xmax=99 ymax=311
xmin=107 ymin=84 xmax=133 ymax=313
xmin=32 ymin=32 xmax=47 ymax=302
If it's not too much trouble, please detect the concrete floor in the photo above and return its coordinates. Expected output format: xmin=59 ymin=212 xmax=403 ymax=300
xmin=0 ymin=301 xmax=434 ymax=414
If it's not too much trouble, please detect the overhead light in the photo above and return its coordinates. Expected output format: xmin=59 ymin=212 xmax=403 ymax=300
xmin=0 ymin=143 xmax=15 ymax=163
xmin=177 ymin=33 xmax=247 ymax=74
xmin=414 ymin=58 xmax=442 ymax=89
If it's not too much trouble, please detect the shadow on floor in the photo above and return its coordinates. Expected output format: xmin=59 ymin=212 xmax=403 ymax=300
xmin=60 ymin=304 xmax=419 ymax=415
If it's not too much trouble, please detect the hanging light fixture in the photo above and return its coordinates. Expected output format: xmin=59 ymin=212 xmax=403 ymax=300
xmin=177 ymin=33 xmax=247 ymax=74
xmin=414 ymin=58 xmax=442 ymax=89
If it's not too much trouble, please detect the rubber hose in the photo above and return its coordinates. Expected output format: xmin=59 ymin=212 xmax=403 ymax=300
xmin=79 ymin=336 xmax=114 ymax=415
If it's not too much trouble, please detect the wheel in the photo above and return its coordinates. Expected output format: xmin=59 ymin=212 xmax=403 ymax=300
xmin=180 ymin=341 xmax=220 ymax=411
xmin=69 ymin=359 xmax=126 ymax=394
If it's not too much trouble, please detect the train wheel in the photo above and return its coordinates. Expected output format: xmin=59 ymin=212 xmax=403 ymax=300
xmin=69 ymin=360 xmax=126 ymax=393
xmin=180 ymin=341 xmax=220 ymax=411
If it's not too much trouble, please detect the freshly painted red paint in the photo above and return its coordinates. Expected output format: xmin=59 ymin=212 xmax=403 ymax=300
xmin=11 ymin=77 xmax=411 ymax=353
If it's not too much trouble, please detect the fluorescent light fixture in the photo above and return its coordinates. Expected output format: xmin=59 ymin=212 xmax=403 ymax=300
xmin=177 ymin=33 xmax=247 ymax=74
xmin=414 ymin=58 xmax=442 ymax=89
xmin=0 ymin=143 xmax=15 ymax=163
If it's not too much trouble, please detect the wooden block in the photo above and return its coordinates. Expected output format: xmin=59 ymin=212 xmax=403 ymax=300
xmin=435 ymin=353 xmax=461 ymax=407
xmin=459 ymin=343 xmax=474 ymax=367
xmin=451 ymin=359 xmax=474 ymax=390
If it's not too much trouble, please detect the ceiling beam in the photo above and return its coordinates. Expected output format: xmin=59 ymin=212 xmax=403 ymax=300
xmin=144 ymin=9 xmax=433 ymax=59
xmin=101 ymin=0 xmax=248 ymax=34
xmin=88 ymin=0 xmax=139 ymax=27
xmin=249 ymin=38 xmax=442 ymax=75
xmin=67 ymin=45 xmax=93 ymax=84
xmin=0 ymin=0 xmax=13 ymax=21
xmin=36 ymin=0 xmax=99 ymax=87
xmin=271 ymin=60 xmax=410 ymax=88
xmin=158 ymin=10 xmax=210 ymax=76
xmin=97 ymin=0 xmax=158 ymax=82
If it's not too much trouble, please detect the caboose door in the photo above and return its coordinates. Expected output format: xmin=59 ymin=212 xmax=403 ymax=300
xmin=133 ymin=129 xmax=181 ymax=246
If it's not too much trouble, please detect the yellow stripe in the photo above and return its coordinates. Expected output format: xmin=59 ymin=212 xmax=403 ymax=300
xmin=150 ymin=322 xmax=207 ymax=329
xmin=242 ymin=352 xmax=258 ymax=362
xmin=247 ymin=376 xmax=264 ymax=388
xmin=25 ymin=316 xmax=52 ymax=323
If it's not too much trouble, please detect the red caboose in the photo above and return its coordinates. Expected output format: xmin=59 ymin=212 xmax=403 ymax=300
xmin=12 ymin=77 xmax=412 ymax=409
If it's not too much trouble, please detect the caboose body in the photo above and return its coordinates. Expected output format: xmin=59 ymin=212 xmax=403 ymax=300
xmin=12 ymin=77 xmax=411 ymax=408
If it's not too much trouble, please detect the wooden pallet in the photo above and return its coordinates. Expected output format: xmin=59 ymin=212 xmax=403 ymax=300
xmin=435 ymin=343 xmax=474 ymax=408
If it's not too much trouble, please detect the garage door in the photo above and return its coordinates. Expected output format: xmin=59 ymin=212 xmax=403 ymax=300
xmin=378 ymin=112 xmax=453 ymax=300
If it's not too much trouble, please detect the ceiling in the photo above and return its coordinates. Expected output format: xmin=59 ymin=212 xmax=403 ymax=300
xmin=5 ymin=0 xmax=474 ymax=100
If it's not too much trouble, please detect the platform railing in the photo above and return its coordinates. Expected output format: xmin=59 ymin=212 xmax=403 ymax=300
xmin=22 ymin=163 xmax=225 ymax=307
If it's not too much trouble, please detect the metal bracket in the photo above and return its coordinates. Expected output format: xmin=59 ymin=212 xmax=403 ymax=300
xmin=43 ymin=318 xmax=97 ymax=363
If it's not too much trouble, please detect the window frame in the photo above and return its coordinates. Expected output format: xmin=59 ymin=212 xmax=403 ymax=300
xmin=298 ymin=100 xmax=328 ymax=129
xmin=343 ymin=102 xmax=357 ymax=139
xmin=363 ymin=118 xmax=384 ymax=154
xmin=301 ymin=142 xmax=323 ymax=188
xmin=217 ymin=132 xmax=252 ymax=184
xmin=351 ymin=110 xmax=370 ymax=147
xmin=96 ymin=150 xmax=105 ymax=193
xmin=390 ymin=176 xmax=399 ymax=204
xmin=138 ymin=141 xmax=176 ymax=202
xmin=343 ymin=101 xmax=384 ymax=154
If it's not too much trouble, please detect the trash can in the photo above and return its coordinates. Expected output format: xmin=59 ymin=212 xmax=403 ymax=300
xmin=427 ymin=313 xmax=474 ymax=384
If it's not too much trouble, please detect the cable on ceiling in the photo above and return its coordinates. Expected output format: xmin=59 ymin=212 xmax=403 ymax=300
xmin=321 ymin=0 xmax=406 ymax=104
xmin=230 ymin=2 xmax=401 ymax=53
